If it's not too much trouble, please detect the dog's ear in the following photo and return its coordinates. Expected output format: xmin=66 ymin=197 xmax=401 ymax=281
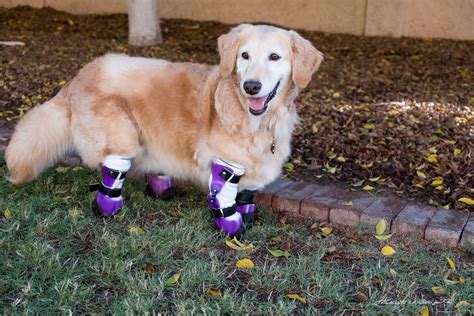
xmin=218 ymin=24 xmax=250 ymax=77
xmin=289 ymin=30 xmax=323 ymax=89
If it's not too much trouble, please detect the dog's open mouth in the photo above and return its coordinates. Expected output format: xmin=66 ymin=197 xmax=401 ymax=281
xmin=248 ymin=81 xmax=280 ymax=116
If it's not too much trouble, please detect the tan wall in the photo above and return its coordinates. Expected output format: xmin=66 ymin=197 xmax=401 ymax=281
xmin=1 ymin=0 xmax=473 ymax=40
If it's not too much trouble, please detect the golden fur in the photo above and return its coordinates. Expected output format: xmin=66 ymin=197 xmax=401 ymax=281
xmin=6 ymin=24 xmax=323 ymax=191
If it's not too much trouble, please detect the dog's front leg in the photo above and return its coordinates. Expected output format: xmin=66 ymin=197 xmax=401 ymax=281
xmin=236 ymin=190 xmax=257 ymax=225
xmin=207 ymin=158 xmax=246 ymax=237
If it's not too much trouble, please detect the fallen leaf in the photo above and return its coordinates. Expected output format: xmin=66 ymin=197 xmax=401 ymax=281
xmin=445 ymin=256 xmax=456 ymax=271
xmin=431 ymin=286 xmax=446 ymax=295
xmin=457 ymin=197 xmax=474 ymax=205
xmin=362 ymin=185 xmax=375 ymax=191
xmin=236 ymin=258 xmax=254 ymax=268
xmin=425 ymin=154 xmax=438 ymax=164
xmin=417 ymin=171 xmax=427 ymax=179
xmin=144 ymin=264 xmax=156 ymax=275
xmin=375 ymin=219 xmax=387 ymax=236
xmin=336 ymin=156 xmax=346 ymax=163
xmin=369 ymin=176 xmax=381 ymax=182
xmin=381 ymin=246 xmax=395 ymax=256
xmin=68 ymin=208 xmax=80 ymax=218
xmin=207 ymin=288 xmax=221 ymax=297
xmin=269 ymin=249 xmax=290 ymax=258
xmin=389 ymin=268 xmax=398 ymax=277
xmin=364 ymin=123 xmax=376 ymax=129
xmin=400 ymin=256 xmax=409 ymax=264
xmin=341 ymin=200 xmax=353 ymax=206
xmin=420 ymin=305 xmax=429 ymax=316
xmin=283 ymin=162 xmax=294 ymax=172
xmin=225 ymin=237 xmax=255 ymax=253
xmin=3 ymin=208 xmax=12 ymax=219
xmin=455 ymin=300 xmax=470 ymax=310
xmin=354 ymin=292 xmax=368 ymax=302
xmin=443 ymin=270 xmax=459 ymax=285
xmin=325 ymin=163 xmax=337 ymax=174
xmin=320 ymin=227 xmax=333 ymax=236
xmin=286 ymin=293 xmax=306 ymax=304
xmin=453 ymin=149 xmax=461 ymax=156
xmin=431 ymin=179 xmax=443 ymax=186
xmin=128 ymin=226 xmax=145 ymax=235
xmin=165 ymin=272 xmax=180 ymax=286
xmin=375 ymin=234 xmax=393 ymax=241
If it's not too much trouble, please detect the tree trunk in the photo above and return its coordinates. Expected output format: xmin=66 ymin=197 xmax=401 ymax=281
xmin=128 ymin=0 xmax=163 ymax=46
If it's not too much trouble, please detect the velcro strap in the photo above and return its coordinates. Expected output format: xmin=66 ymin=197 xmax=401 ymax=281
xmin=89 ymin=183 xmax=122 ymax=198
xmin=236 ymin=190 xmax=256 ymax=205
xmin=219 ymin=169 xmax=241 ymax=184
xmin=107 ymin=169 xmax=127 ymax=180
xmin=209 ymin=205 xmax=236 ymax=218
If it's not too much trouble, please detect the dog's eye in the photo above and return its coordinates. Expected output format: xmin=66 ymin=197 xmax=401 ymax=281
xmin=241 ymin=52 xmax=249 ymax=60
xmin=269 ymin=53 xmax=281 ymax=61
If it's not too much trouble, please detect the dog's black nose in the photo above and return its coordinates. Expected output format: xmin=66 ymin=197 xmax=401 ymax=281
xmin=243 ymin=80 xmax=262 ymax=95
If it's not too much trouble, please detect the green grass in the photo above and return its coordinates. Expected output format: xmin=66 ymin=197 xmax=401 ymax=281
xmin=0 ymin=157 xmax=472 ymax=314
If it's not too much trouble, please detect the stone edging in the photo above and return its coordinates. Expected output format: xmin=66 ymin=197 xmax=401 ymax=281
xmin=255 ymin=179 xmax=473 ymax=248
xmin=1 ymin=127 xmax=472 ymax=248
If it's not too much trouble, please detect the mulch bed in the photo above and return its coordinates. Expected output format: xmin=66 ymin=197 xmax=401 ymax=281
xmin=0 ymin=6 xmax=472 ymax=211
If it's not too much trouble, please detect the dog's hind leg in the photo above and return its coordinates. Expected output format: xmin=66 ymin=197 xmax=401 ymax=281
xmin=208 ymin=158 xmax=246 ymax=237
xmin=90 ymin=156 xmax=132 ymax=216
xmin=146 ymin=175 xmax=177 ymax=201
xmin=72 ymin=95 xmax=142 ymax=216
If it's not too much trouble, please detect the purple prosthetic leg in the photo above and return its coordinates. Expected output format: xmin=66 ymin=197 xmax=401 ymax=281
xmin=208 ymin=159 xmax=245 ymax=237
xmin=146 ymin=175 xmax=176 ymax=201
xmin=90 ymin=156 xmax=131 ymax=217
xmin=236 ymin=190 xmax=257 ymax=225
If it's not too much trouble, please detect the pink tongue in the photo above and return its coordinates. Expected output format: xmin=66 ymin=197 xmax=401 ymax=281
xmin=248 ymin=97 xmax=266 ymax=110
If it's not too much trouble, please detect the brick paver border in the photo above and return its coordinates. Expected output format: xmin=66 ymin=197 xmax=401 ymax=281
xmin=0 ymin=132 xmax=472 ymax=248
xmin=256 ymin=178 xmax=472 ymax=248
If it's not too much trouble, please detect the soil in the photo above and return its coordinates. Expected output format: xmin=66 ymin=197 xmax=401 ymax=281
xmin=0 ymin=6 xmax=472 ymax=211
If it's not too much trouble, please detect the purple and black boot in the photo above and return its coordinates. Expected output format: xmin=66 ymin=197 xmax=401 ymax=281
xmin=146 ymin=175 xmax=176 ymax=201
xmin=236 ymin=190 xmax=257 ymax=225
xmin=90 ymin=156 xmax=131 ymax=217
xmin=208 ymin=158 xmax=245 ymax=237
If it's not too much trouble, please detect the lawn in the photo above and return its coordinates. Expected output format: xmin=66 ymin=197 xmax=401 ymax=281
xmin=1 ymin=154 xmax=472 ymax=314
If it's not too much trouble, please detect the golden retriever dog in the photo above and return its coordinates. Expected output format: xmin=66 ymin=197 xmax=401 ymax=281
xmin=6 ymin=24 xmax=323 ymax=237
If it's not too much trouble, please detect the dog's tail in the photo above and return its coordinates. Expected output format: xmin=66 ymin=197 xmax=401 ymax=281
xmin=6 ymin=85 xmax=73 ymax=184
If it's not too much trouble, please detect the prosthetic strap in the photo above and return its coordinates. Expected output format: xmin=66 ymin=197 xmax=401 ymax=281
xmin=236 ymin=190 xmax=256 ymax=214
xmin=89 ymin=170 xmax=127 ymax=198
xmin=209 ymin=205 xmax=237 ymax=218
xmin=89 ymin=182 xmax=123 ymax=198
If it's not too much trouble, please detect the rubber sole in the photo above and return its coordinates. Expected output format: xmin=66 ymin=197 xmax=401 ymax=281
xmin=146 ymin=185 xmax=177 ymax=201
xmin=91 ymin=199 xmax=120 ymax=217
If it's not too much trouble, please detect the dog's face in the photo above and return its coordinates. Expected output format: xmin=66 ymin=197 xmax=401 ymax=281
xmin=218 ymin=24 xmax=323 ymax=117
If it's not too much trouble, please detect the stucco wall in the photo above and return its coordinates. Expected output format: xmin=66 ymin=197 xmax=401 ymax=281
xmin=1 ymin=0 xmax=473 ymax=40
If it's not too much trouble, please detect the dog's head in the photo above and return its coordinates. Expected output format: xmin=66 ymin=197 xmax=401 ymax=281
xmin=218 ymin=24 xmax=323 ymax=116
